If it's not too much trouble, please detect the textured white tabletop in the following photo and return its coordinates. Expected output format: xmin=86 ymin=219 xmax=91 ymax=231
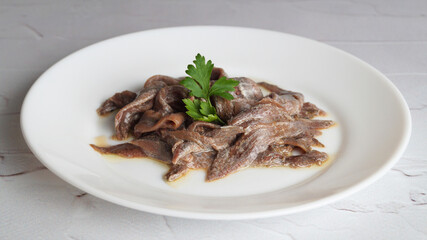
xmin=1 ymin=0 xmax=426 ymax=239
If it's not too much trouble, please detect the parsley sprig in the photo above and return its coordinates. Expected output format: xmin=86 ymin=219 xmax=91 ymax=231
xmin=180 ymin=54 xmax=239 ymax=125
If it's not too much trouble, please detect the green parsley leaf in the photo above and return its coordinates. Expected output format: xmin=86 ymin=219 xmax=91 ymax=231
xmin=209 ymin=76 xmax=239 ymax=99
xmin=185 ymin=54 xmax=213 ymax=96
xmin=180 ymin=77 xmax=203 ymax=98
xmin=182 ymin=98 xmax=203 ymax=119
xmin=198 ymin=114 xmax=220 ymax=123
xmin=180 ymin=54 xmax=239 ymax=124
xmin=213 ymin=91 xmax=234 ymax=100
xmin=199 ymin=101 xmax=216 ymax=116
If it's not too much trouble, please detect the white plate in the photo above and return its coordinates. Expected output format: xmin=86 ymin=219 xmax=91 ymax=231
xmin=21 ymin=26 xmax=411 ymax=220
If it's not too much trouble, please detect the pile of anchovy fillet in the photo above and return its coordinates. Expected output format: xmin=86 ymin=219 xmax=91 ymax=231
xmin=91 ymin=67 xmax=334 ymax=182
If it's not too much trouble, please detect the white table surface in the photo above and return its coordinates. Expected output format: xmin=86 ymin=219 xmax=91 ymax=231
xmin=1 ymin=0 xmax=426 ymax=239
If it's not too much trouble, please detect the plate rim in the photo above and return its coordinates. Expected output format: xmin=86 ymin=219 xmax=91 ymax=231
xmin=20 ymin=25 xmax=412 ymax=220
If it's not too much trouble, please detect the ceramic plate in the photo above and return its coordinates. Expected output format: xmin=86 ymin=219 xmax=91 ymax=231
xmin=21 ymin=26 xmax=411 ymax=219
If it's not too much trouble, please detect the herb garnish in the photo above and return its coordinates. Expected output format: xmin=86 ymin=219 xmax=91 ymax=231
xmin=180 ymin=54 xmax=239 ymax=124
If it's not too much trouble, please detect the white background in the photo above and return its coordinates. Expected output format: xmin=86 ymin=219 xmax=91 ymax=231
xmin=1 ymin=0 xmax=426 ymax=239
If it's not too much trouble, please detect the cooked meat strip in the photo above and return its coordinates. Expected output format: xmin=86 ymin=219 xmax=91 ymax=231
xmin=243 ymin=118 xmax=333 ymax=134
xmin=187 ymin=121 xmax=220 ymax=133
xmin=166 ymin=131 xmax=212 ymax=150
xmin=234 ymin=77 xmax=264 ymax=100
xmin=90 ymin=143 xmax=146 ymax=158
xmin=213 ymin=77 xmax=263 ymax=121
xmin=267 ymin=143 xmax=294 ymax=156
xmin=211 ymin=67 xmax=227 ymax=80
xmin=281 ymin=136 xmax=324 ymax=152
xmin=165 ymin=164 xmax=189 ymax=181
xmin=91 ymin=135 xmax=172 ymax=163
xmin=190 ymin=151 xmax=217 ymax=169
xmin=97 ymin=90 xmax=137 ymax=116
xmin=251 ymin=145 xmax=292 ymax=167
xmin=172 ymin=147 xmax=217 ymax=170
xmin=265 ymin=92 xmax=303 ymax=116
xmin=301 ymin=119 xmax=335 ymax=130
xmin=164 ymin=123 xmax=243 ymax=179
xmin=213 ymin=96 xmax=234 ymax=121
xmin=207 ymin=122 xmax=296 ymax=181
xmin=129 ymin=138 xmax=172 ymax=163
xmin=171 ymin=141 xmax=203 ymax=165
xmin=204 ymin=126 xmax=244 ymax=142
xmin=114 ymin=86 xmax=162 ymax=140
xmin=258 ymin=82 xmax=304 ymax=102
xmin=229 ymin=82 xmax=317 ymax=128
xmin=153 ymin=85 xmax=189 ymax=114
xmin=258 ymin=82 xmax=304 ymax=116
xmin=286 ymin=150 xmax=328 ymax=167
xmin=252 ymin=150 xmax=328 ymax=168
xmin=114 ymin=76 xmax=181 ymax=140
xmin=229 ymin=101 xmax=294 ymax=128
xmin=230 ymin=98 xmax=253 ymax=116
xmin=298 ymin=102 xmax=327 ymax=119
xmin=165 ymin=150 xmax=217 ymax=182
xmin=207 ymin=120 xmax=332 ymax=181
xmin=133 ymin=110 xmax=186 ymax=137
xmin=165 ymin=125 xmax=244 ymax=151
xmin=144 ymin=75 xmax=180 ymax=88
xmin=160 ymin=129 xmax=184 ymax=151
xmin=133 ymin=110 xmax=162 ymax=134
